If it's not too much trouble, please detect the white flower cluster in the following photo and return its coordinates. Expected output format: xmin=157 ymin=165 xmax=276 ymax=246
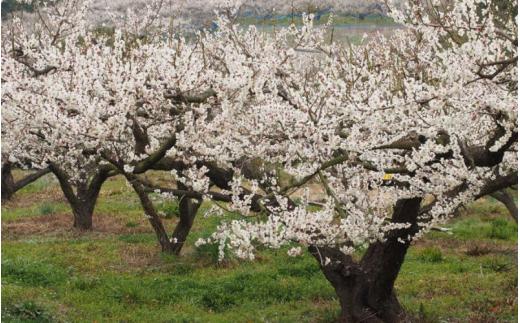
xmin=2 ymin=0 xmax=516 ymax=261
xmin=177 ymin=166 xmax=211 ymax=193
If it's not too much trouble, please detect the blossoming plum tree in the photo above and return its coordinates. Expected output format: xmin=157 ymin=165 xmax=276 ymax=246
xmin=1 ymin=0 xmax=161 ymax=228
xmin=97 ymin=9 xmax=310 ymax=253
xmin=2 ymin=0 xmax=270 ymax=240
xmin=193 ymin=0 xmax=517 ymax=320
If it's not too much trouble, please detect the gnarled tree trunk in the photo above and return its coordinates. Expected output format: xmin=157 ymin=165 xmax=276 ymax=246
xmin=309 ymin=198 xmax=422 ymax=323
xmin=125 ymin=175 xmax=203 ymax=254
xmin=310 ymin=170 xmax=518 ymax=322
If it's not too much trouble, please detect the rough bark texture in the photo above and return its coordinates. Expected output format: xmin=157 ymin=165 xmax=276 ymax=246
xmin=129 ymin=176 xmax=203 ymax=254
xmin=309 ymin=198 xmax=422 ymax=323
xmin=309 ymin=169 xmax=517 ymax=322
xmin=129 ymin=175 xmax=206 ymax=255
xmin=71 ymin=198 xmax=96 ymax=230
xmin=171 ymin=183 xmax=202 ymax=255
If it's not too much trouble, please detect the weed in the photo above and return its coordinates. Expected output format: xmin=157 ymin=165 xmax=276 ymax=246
xmin=39 ymin=203 xmax=55 ymax=215
xmin=418 ymin=247 xmax=443 ymax=263
xmin=2 ymin=258 xmax=67 ymax=287
xmin=193 ymin=242 xmax=221 ymax=263
xmin=413 ymin=303 xmax=439 ymax=323
xmin=482 ymin=257 xmax=511 ymax=273
xmin=118 ymin=233 xmax=154 ymax=244
xmin=487 ymin=219 xmax=517 ymax=240
xmin=70 ymin=276 xmax=101 ymax=291
xmin=125 ymin=221 xmax=139 ymax=228
xmin=200 ymin=287 xmax=237 ymax=312
xmin=2 ymin=301 xmax=54 ymax=323
xmin=157 ymin=201 xmax=180 ymax=219
xmin=277 ymin=259 xmax=320 ymax=278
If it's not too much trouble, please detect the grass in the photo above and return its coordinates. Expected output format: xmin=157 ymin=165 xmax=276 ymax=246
xmin=1 ymin=173 xmax=518 ymax=322
xmin=417 ymin=247 xmax=443 ymax=263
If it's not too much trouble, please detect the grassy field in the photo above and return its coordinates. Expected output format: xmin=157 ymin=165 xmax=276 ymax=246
xmin=1 ymin=172 xmax=517 ymax=322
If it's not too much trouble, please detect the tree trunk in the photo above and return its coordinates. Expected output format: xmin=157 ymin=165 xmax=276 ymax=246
xmin=309 ymin=198 xmax=422 ymax=323
xmin=125 ymin=173 xmax=174 ymax=253
xmin=50 ymin=164 xmax=108 ymax=231
xmin=2 ymin=163 xmax=15 ymax=201
xmin=171 ymin=193 xmax=202 ymax=255
xmin=1 ymin=163 xmax=50 ymax=201
xmin=124 ymin=175 xmax=205 ymax=254
xmin=71 ymin=197 xmax=97 ymax=230
xmin=491 ymin=190 xmax=517 ymax=222
xmin=310 ymin=246 xmax=404 ymax=323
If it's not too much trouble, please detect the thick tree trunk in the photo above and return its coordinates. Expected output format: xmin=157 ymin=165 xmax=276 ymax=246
xmin=309 ymin=198 xmax=422 ymax=323
xmin=310 ymin=246 xmax=404 ymax=323
xmin=171 ymin=193 xmax=202 ymax=255
xmin=71 ymin=196 xmax=97 ymax=230
xmin=2 ymin=163 xmax=16 ymax=201
xmin=50 ymin=164 xmax=108 ymax=231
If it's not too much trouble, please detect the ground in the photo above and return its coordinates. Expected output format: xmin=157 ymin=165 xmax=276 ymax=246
xmin=1 ymin=172 xmax=517 ymax=322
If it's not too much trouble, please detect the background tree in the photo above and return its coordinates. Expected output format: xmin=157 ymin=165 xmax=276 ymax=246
xmin=2 ymin=0 xmax=127 ymax=229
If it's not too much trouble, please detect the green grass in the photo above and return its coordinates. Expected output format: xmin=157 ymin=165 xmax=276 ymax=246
xmin=2 ymin=173 xmax=517 ymax=322
xmin=2 ymin=202 xmax=71 ymax=222
xmin=417 ymin=247 xmax=444 ymax=263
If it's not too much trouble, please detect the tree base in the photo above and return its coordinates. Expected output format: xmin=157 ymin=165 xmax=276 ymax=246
xmin=310 ymin=198 xmax=422 ymax=323
xmin=72 ymin=205 xmax=94 ymax=230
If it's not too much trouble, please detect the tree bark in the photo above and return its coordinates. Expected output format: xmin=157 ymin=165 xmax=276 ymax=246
xmin=171 ymin=183 xmax=202 ymax=255
xmin=66 ymin=183 xmax=105 ymax=230
xmin=1 ymin=163 xmax=50 ymax=201
xmin=125 ymin=173 xmax=174 ymax=253
xmin=50 ymin=164 xmax=109 ymax=230
xmin=309 ymin=198 xmax=422 ymax=323
xmin=71 ymin=197 xmax=96 ymax=230
xmin=2 ymin=163 xmax=16 ymax=201
xmin=127 ymin=176 xmax=204 ymax=254
xmin=491 ymin=189 xmax=517 ymax=222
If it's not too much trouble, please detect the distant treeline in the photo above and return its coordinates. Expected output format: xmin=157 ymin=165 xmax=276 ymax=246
xmin=1 ymin=0 xmax=34 ymax=18
xmin=1 ymin=0 xmax=388 ymax=22
xmin=237 ymin=12 xmax=395 ymax=27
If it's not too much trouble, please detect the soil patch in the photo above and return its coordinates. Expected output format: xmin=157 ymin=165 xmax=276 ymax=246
xmin=2 ymin=213 xmax=152 ymax=240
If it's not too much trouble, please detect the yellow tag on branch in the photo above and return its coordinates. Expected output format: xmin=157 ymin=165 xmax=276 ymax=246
xmin=383 ymin=173 xmax=393 ymax=181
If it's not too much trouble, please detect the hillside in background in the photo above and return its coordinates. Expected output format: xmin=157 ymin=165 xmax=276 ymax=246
xmin=1 ymin=0 xmax=397 ymax=28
